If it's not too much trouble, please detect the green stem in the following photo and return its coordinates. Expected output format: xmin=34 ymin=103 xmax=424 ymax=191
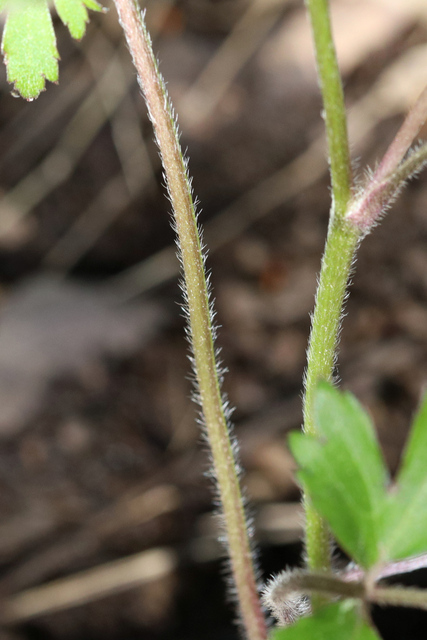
xmin=303 ymin=218 xmax=359 ymax=581
xmin=370 ymin=586 xmax=427 ymax=611
xmin=267 ymin=570 xmax=365 ymax=603
xmin=303 ymin=224 xmax=358 ymax=429
xmin=303 ymin=0 xmax=355 ymax=593
xmin=111 ymin=2 xmax=267 ymax=639
xmin=305 ymin=0 xmax=352 ymax=220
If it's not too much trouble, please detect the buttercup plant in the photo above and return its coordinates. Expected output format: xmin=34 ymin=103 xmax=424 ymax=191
xmin=3 ymin=0 xmax=427 ymax=638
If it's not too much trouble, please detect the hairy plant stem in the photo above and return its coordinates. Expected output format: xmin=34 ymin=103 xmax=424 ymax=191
xmin=374 ymin=85 xmax=427 ymax=184
xmin=304 ymin=0 xmax=352 ymax=218
xmin=347 ymin=140 xmax=427 ymax=235
xmin=369 ymin=586 xmax=427 ymax=611
xmin=266 ymin=568 xmax=427 ymax=611
xmin=111 ymin=1 xmax=267 ymax=639
xmin=303 ymin=218 xmax=359 ymax=582
xmin=268 ymin=570 xmax=365 ymax=604
xmin=303 ymin=0 xmax=355 ymax=598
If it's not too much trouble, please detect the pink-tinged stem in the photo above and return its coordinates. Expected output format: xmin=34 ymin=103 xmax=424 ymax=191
xmin=346 ymin=87 xmax=427 ymax=234
xmin=111 ymin=1 xmax=267 ymax=639
xmin=344 ymin=554 xmax=427 ymax=583
xmin=374 ymin=85 xmax=427 ymax=183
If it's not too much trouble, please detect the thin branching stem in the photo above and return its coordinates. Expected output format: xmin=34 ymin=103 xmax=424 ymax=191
xmin=302 ymin=219 xmax=359 ymax=582
xmin=302 ymin=0 xmax=356 ymax=595
xmin=370 ymin=586 xmax=427 ymax=611
xmin=111 ymin=1 xmax=267 ymax=639
xmin=346 ymin=88 xmax=427 ymax=234
xmin=346 ymin=140 xmax=427 ymax=234
xmin=374 ymin=86 xmax=427 ymax=183
xmin=302 ymin=91 xmax=427 ymax=609
xmin=266 ymin=569 xmax=364 ymax=605
xmin=392 ymin=141 xmax=427 ymax=185
xmin=303 ymin=8 xmax=427 ymax=596
xmin=304 ymin=0 xmax=352 ymax=219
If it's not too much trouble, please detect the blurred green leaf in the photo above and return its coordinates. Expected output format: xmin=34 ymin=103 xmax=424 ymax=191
xmin=289 ymin=382 xmax=388 ymax=568
xmin=54 ymin=0 xmax=103 ymax=40
xmin=0 ymin=0 xmax=104 ymax=99
xmin=384 ymin=393 xmax=427 ymax=560
xmin=1 ymin=0 xmax=59 ymax=100
xmin=271 ymin=601 xmax=381 ymax=640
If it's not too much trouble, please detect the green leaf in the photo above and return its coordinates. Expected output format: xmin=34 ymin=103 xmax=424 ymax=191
xmin=54 ymin=0 xmax=103 ymax=40
xmin=384 ymin=393 xmax=427 ymax=560
xmin=1 ymin=0 xmax=59 ymax=100
xmin=0 ymin=0 xmax=103 ymax=99
xmin=289 ymin=382 xmax=388 ymax=568
xmin=271 ymin=601 xmax=381 ymax=640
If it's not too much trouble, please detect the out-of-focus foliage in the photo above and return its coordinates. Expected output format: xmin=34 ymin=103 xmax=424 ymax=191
xmin=1 ymin=0 xmax=104 ymax=99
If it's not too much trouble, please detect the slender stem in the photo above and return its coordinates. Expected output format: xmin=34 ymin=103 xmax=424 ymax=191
xmin=374 ymin=85 xmax=427 ymax=184
xmin=303 ymin=218 xmax=359 ymax=580
xmin=300 ymin=85 xmax=427 ymax=611
xmin=111 ymin=2 xmax=267 ymax=639
xmin=303 ymin=220 xmax=358 ymax=434
xmin=343 ymin=554 xmax=427 ymax=584
xmin=302 ymin=0 xmax=427 ymax=619
xmin=267 ymin=570 xmax=365 ymax=604
xmin=370 ymin=586 xmax=427 ymax=611
xmin=302 ymin=0 xmax=355 ymax=597
xmin=304 ymin=0 xmax=352 ymax=220
xmin=346 ymin=141 xmax=427 ymax=234
xmin=392 ymin=141 xmax=427 ymax=184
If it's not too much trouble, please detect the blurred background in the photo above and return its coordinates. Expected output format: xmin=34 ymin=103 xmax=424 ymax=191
xmin=0 ymin=0 xmax=426 ymax=638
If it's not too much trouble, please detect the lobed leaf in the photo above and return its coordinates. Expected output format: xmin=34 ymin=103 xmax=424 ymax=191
xmin=0 ymin=0 xmax=104 ymax=99
xmin=290 ymin=382 xmax=389 ymax=568
xmin=271 ymin=601 xmax=381 ymax=640
xmin=383 ymin=393 xmax=427 ymax=560
xmin=53 ymin=0 xmax=104 ymax=40
xmin=1 ymin=0 xmax=59 ymax=100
